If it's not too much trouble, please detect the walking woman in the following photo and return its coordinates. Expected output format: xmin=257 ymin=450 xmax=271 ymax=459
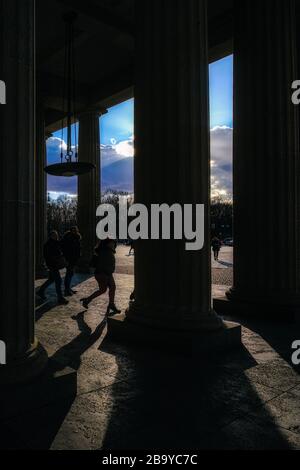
xmin=37 ymin=231 xmax=69 ymax=305
xmin=80 ymin=238 xmax=121 ymax=315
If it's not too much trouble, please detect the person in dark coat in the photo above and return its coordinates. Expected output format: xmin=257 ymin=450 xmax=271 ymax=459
xmin=37 ymin=231 xmax=68 ymax=305
xmin=80 ymin=238 xmax=121 ymax=315
xmin=211 ymin=236 xmax=222 ymax=261
xmin=61 ymin=226 xmax=82 ymax=296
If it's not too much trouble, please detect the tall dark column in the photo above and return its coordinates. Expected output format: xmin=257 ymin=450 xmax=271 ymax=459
xmin=77 ymin=109 xmax=102 ymax=271
xmin=35 ymin=101 xmax=48 ymax=277
xmin=225 ymin=0 xmax=300 ymax=317
xmin=0 ymin=0 xmax=47 ymax=383
xmin=108 ymin=0 xmax=241 ymax=349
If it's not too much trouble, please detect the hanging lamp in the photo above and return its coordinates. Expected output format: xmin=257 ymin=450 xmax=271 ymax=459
xmin=45 ymin=12 xmax=95 ymax=177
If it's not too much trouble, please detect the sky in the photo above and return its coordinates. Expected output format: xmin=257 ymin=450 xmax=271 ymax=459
xmin=209 ymin=55 xmax=233 ymax=129
xmin=100 ymin=99 xmax=134 ymax=147
xmin=47 ymin=54 xmax=233 ymax=200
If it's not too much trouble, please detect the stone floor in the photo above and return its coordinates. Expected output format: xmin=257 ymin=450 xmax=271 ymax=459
xmin=115 ymin=244 xmax=234 ymax=285
xmin=211 ymin=246 xmax=233 ymax=286
xmin=1 ymin=245 xmax=300 ymax=450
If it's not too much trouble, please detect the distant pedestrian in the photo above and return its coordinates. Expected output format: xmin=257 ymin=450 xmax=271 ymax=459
xmin=80 ymin=238 xmax=121 ymax=316
xmin=128 ymin=239 xmax=134 ymax=256
xmin=61 ymin=226 xmax=82 ymax=296
xmin=37 ymin=231 xmax=69 ymax=305
xmin=211 ymin=236 xmax=222 ymax=261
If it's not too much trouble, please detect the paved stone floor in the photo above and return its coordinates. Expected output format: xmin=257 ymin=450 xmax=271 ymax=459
xmin=1 ymin=245 xmax=300 ymax=450
xmin=212 ymin=246 xmax=233 ymax=286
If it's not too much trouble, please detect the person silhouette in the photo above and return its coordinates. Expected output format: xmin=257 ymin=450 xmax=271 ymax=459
xmin=61 ymin=226 xmax=82 ymax=296
xmin=80 ymin=238 xmax=121 ymax=316
xmin=37 ymin=231 xmax=69 ymax=305
xmin=211 ymin=236 xmax=222 ymax=262
xmin=128 ymin=238 xmax=134 ymax=256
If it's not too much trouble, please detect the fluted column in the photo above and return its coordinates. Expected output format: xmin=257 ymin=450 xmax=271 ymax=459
xmin=107 ymin=0 xmax=241 ymax=350
xmin=124 ymin=0 xmax=223 ymax=331
xmin=35 ymin=102 xmax=48 ymax=277
xmin=77 ymin=109 xmax=102 ymax=271
xmin=227 ymin=0 xmax=300 ymax=316
xmin=0 ymin=0 xmax=47 ymax=383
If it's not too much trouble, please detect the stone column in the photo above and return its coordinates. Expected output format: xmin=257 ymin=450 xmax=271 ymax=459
xmin=220 ymin=0 xmax=300 ymax=318
xmin=0 ymin=0 xmax=47 ymax=383
xmin=77 ymin=109 xmax=102 ymax=271
xmin=35 ymin=101 xmax=48 ymax=277
xmin=108 ymin=0 xmax=241 ymax=349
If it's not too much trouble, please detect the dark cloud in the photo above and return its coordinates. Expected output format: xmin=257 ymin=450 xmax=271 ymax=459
xmin=210 ymin=126 xmax=233 ymax=199
xmin=47 ymin=175 xmax=77 ymax=195
xmin=101 ymin=144 xmax=123 ymax=168
xmin=46 ymin=137 xmax=78 ymax=195
xmin=47 ymin=136 xmax=133 ymax=195
xmin=46 ymin=130 xmax=233 ymax=198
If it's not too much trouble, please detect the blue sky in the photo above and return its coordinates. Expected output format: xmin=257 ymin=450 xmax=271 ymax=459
xmin=47 ymin=55 xmax=233 ymax=199
xmin=209 ymin=55 xmax=233 ymax=128
xmin=100 ymin=55 xmax=233 ymax=144
xmin=209 ymin=55 xmax=233 ymax=198
xmin=101 ymin=99 xmax=134 ymax=146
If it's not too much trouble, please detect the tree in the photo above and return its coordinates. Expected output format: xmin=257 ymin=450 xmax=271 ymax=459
xmin=211 ymin=197 xmax=233 ymax=239
xmin=47 ymin=194 xmax=78 ymax=236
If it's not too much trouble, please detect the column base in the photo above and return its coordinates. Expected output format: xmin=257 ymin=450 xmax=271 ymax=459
xmin=126 ymin=300 xmax=225 ymax=331
xmin=0 ymin=340 xmax=48 ymax=385
xmin=106 ymin=313 xmax=242 ymax=354
xmin=213 ymin=289 xmax=299 ymax=323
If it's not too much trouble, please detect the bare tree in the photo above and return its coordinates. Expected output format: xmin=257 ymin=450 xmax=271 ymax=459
xmin=47 ymin=194 xmax=78 ymax=237
xmin=211 ymin=197 xmax=233 ymax=239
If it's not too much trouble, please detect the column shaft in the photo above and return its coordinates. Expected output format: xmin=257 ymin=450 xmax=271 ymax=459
xmin=77 ymin=110 xmax=101 ymax=271
xmin=229 ymin=0 xmax=300 ymax=312
xmin=35 ymin=102 xmax=47 ymax=276
xmin=0 ymin=0 xmax=47 ymax=383
xmin=127 ymin=0 xmax=221 ymax=330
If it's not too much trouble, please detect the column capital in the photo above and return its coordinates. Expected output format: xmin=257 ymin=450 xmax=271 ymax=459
xmin=77 ymin=106 xmax=108 ymax=120
xmin=45 ymin=131 xmax=53 ymax=140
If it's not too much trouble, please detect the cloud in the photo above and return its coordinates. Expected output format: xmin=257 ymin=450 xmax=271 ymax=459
xmin=100 ymin=144 xmax=120 ymax=168
xmin=113 ymin=138 xmax=134 ymax=158
xmin=47 ymin=136 xmax=78 ymax=163
xmin=101 ymin=135 xmax=134 ymax=166
xmin=48 ymin=191 xmax=77 ymax=201
xmin=210 ymin=126 xmax=233 ymax=199
xmin=46 ymin=137 xmax=78 ymax=195
xmin=46 ymin=135 xmax=135 ymax=195
xmin=47 ymin=175 xmax=78 ymax=195
xmin=46 ymin=130 xmax=233 ymax=199
xmin=47 ymin=137 xmax=66 ymax=163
